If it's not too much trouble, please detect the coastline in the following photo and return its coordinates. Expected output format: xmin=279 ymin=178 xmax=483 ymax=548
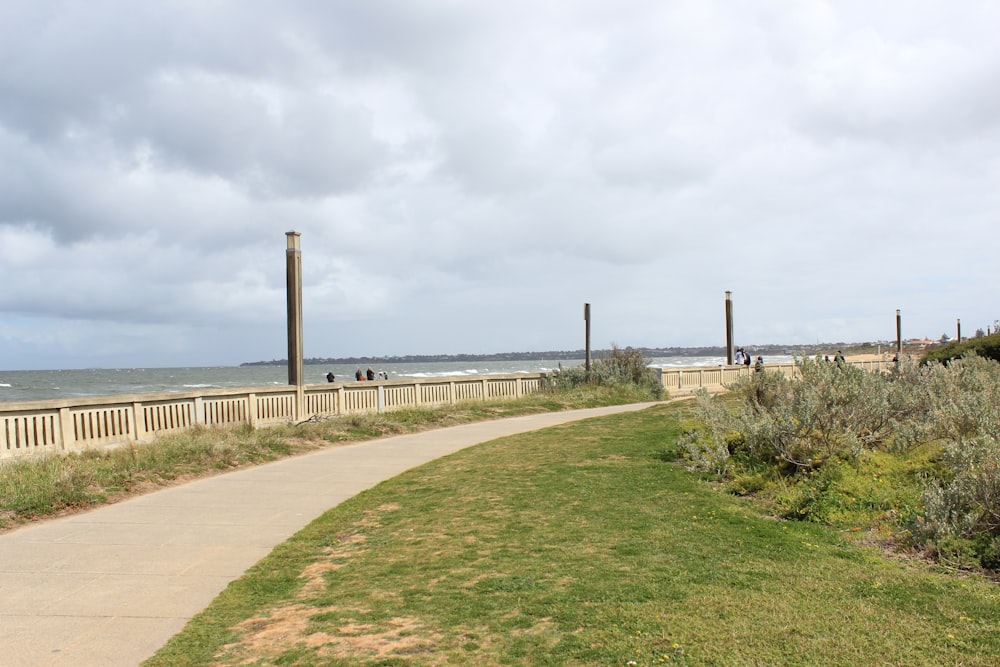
xmin=0 ymin=352 xmax=889 ymax=404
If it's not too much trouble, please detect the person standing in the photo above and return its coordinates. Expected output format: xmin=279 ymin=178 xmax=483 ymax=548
xmin=754 ymin=356 xmax=764 ymax=373
xmin=355 ymin=368 xmax=363 ymax=381
xmin=366 ymin=367 xmax=375 ymax=381
xmin=326 ymin=371 xmax=335 ymax=383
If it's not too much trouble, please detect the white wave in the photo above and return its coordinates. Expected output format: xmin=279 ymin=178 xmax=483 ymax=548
xmin=399 ymin=368 xmax=527 ymax=379
xmin=0 ymin=383 xmax=11 ymax=388
xmin=182 ymin=383 xmax=217 ymax=388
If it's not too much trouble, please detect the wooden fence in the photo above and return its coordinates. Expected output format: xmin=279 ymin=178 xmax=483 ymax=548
xmin=0 ymin=374 xmax=547 ymax=461
xmin=656 ymin=358 xmax=890 ymax=394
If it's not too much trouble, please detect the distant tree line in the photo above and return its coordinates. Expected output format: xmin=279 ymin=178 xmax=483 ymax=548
xmin=240 ymin=342 xmax=880 ymax=367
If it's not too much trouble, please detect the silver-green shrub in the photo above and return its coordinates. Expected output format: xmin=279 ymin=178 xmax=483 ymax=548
xmin=909 ymin=355 xmax=1000 ymax=565
xmin=686 ymin=357 xmax=923 ymax=474
xmin=687 ymin=352 xmax=1000 ymax=567
xmin=551 ymin=345 xmax=664 ymax=400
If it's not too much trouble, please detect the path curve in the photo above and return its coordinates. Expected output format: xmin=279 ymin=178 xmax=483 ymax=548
xmin=0 ymin=402 xmax=659 ymax=666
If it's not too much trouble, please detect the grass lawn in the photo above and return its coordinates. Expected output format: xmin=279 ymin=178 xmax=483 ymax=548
xmin=146 ymin=401 xmax=1000 ymax=666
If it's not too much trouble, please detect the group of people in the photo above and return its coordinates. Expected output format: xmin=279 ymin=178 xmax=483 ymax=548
xmin=822 ymin=351 xmax=848 ymax=366
xmin=325 ymin=368 xmax=391 ymax=382
xmin=354 ymin=367 xmax=388 ymax=381
xmin=734 ymin=347 xmax=765 ymax=373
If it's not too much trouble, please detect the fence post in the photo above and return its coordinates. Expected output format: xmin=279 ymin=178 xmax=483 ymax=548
xmin=58 ymin=407 xmax=73 ymax=452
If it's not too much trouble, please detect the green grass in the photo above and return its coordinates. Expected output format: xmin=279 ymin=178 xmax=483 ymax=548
xmin=0 ymin=385 xmax=655 ymax=531
xmin=146 ymin=402 xmax=1000 ymax=666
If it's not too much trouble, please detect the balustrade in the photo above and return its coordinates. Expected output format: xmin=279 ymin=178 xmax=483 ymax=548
xmin=0 ymin=374 xmax=548 ymax=459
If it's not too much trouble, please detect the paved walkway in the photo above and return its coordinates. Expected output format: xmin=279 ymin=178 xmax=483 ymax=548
xmin=0 ymin=403 xmax=658 ymax=666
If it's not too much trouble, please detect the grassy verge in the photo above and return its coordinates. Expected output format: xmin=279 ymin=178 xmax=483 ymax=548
xmin=147 ymin=401 xmax=1000 ymax=666
xmin=0 ymin=384 xmax=654 ymax=532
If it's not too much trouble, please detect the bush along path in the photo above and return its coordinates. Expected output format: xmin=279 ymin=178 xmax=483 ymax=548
xmin=684 ymin=354 xmax=1000 ymax=571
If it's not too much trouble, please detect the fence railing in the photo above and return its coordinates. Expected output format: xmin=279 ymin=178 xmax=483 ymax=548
xmin=0 ymin=374 xmax=548 ymax=461
xmin=657 ymin=358 xmax=890 ymax=394
xmin=1 ymin=359 xmax=893 ymax=461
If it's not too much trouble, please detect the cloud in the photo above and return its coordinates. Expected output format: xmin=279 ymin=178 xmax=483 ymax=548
xmin=1 ymin=0 xmax=998 ymax=370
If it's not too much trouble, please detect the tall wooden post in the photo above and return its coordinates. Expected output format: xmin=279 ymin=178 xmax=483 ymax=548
xmin=584 ymin=303 xmax=591 ymax=374
xmin=957 ymin=318 xmax=962 ymax=343
xmin=725 ymin=291 xmax=734 ymax=365
xmin=895 ymin=309 xmax=902 ymax=364
xmin=286 ymin=232 xmax=304 ymax=388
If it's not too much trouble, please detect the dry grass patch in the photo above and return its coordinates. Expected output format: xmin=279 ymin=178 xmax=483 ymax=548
xmin=220 ymin=607 xmax=442 ymax=665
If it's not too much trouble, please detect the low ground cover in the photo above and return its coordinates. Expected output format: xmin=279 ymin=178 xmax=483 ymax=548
xmin=147 ymin=402 xmax=1000 ymax=666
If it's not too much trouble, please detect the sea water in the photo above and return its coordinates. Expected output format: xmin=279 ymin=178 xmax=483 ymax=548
xmin=0 ymin=355 xmax=793 ymax=404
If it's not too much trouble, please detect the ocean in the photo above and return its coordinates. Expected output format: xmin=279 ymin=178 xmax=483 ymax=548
xmin=0 ymin=355 xmax=794 ymax=404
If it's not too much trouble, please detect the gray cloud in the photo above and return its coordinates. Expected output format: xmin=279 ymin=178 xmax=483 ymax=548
xmin=1 ymin=0 xmax=998 ymax=369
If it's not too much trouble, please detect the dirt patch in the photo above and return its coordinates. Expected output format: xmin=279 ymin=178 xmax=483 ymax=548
xmin=213 ymin=501 xmax=438 ymax=664
xmin=218 ymin=607 xmax=441 ymax=664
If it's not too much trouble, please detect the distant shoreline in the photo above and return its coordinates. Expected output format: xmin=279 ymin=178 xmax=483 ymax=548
xmin=241 ymin=343 xmax=882 ymax=367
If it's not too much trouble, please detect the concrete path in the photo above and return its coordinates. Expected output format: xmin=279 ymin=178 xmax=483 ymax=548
xmin=0 ymin=402 xmax=657 ymax=666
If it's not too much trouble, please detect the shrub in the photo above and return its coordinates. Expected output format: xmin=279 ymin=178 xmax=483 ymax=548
xmin=922 ymin=332 xmax=1000 ymax=365
xmin=686 ymin=351 xmax=1000 ymax=569
xmin=687 ymin=357 xmax=925 ymax=475
xmin=907 ymin=355 xmax=1000 ymax=566
xmin=921 ymin=354 xmax=1000 ymax=442
xmin=551 ymin=345 xmax=664 ymax=400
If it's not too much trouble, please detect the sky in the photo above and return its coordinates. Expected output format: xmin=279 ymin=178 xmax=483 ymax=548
xmin=1 ymin=1 xmax=998 ymax=370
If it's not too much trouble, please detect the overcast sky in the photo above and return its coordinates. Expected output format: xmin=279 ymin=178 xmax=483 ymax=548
xmin=2 ymin=1 xmax=998 ymax=370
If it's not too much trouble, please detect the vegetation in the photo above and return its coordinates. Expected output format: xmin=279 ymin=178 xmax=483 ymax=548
xmin=922 ymin=332 xmax=1000 ymax=365
xmin=241 ymin=342 xmax=885 ymax=367
xmin=146 ymin=402 xmax=1000 ymax=667
xmin=551 ymin=344 xmax=665 ymax=400
xmin=683 ymin=354 xmax=1000 ymax=570
xmin=0 ymin=383 xmax=654 ymax=532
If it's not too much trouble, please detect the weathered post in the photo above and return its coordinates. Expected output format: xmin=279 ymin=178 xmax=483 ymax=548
xmin=286 ymin=232 xmax=304 ymax=391
xmin=584 ymin=303 xmax=591 ymax=375
xmin=725 ymin=291 xmax=734 ymax=366
xmin=896 ymin=309 xmax=902 ymax=365
xmin=957 ymin=318 xmax=962 ymax=343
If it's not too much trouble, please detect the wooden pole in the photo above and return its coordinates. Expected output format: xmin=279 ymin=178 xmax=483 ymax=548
xmin=896 ymin=309 xmax=902 ymax=364
xmin=725 ymin=291 xmax=734 ymax=365
xmin=584 ymin=303 xmax=591 ymax=374
xmin=286 ymin=232 xmax=304 ymax=387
